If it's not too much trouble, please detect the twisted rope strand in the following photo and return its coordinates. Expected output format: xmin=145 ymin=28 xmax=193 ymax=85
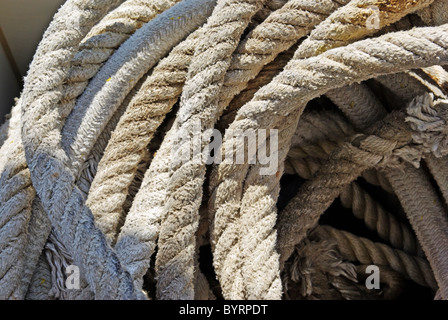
xmin=217 ymin=0 xmax=351 ymax=111
xmin=340 ymin=182 xmax=421 ymax=255
xmin=211 ymin=24 xmax=448 ymax=280
xmin=276 ymin=93 xmax=448 ymax=266
xmin=86 ymin=29 xmax=203 ymax=243
xmin=293 ymin=0 xmax=435 ymax=60
xmin=61 ymin=0 xmax=216 ymax=177
xmin=283 ymin=112 xmax=420 ymax=256
xmin=316 ymin=225 xmax=437 ymax=290
xmin=385 ymin=162 xmax=448 ymax=298
xmin=155 ymin=0 xmax=266 ymax=300
xmin=20 ymin=0 xmax=139 ymax=299
xmin=115 ymin=119 xmax=177 ymax=294
xmin=57 ymin=0 xmax=180 ymax=122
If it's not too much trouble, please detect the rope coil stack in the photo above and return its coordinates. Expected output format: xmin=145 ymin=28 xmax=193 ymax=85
xmin=1 ymin=0 xmax=448 ymax=300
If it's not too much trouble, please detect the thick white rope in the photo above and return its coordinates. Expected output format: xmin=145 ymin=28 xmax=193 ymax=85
xmin=20 ymin=0 xmax=138 ymax=300
xmin=210 ymin=24 xmax=448 ymax=299
xmin=61 ymin=0 xmax=216 ymax=178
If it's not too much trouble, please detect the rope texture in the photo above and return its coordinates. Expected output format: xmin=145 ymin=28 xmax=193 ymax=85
xmin=210 ymin=24 xmax=448 ymax=298
xmin=316 ymin=225 xmax=437 ymax=289
xmin=1 ymin=0 xmax=448 ymax=301
xmin=276 ymin=92 xmax=448 ymax=266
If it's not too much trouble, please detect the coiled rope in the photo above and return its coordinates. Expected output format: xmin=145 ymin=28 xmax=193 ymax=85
xmin=1 ymin=0 xmax=448 ymax=300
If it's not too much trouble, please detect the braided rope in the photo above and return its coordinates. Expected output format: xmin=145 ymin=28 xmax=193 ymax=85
xmin=1 ymin=0 xmax=448 ymax=301
xmin=277 ymin=92 xmax=448 ymax=266
xmin=326 ymin=84 xmax=387 ymax=131
xmin=417 ymin=0 xmax=448 ymax=26
xmin=385 ymin=162 xmax=448 ymax=299
xmin=284 ymin=112 xmax=420 ymax=256
xmin=58 ymin=0 xmax=180 ymax=123
xmin=211 ymin=25 xmax=448 ymax=293
xmin=84 ymin=0 xmax=304 ymax=249
xmin=24 ymin=253 xmax=54 ymax=300
xmin=425 ymin=154 xmax=448 ymax=206
xmin=86 ymin=29 xmax=202 ymax=243
xmin=61 ymin=0 xmax=216 ymax=178
xmin=155 ymin=0 xmax=267 ymax=300
xmin=340 ymin=182 xmax=421 ymax=255
xmin=293 ymin=0 xmax=435 ymax=60
xmin=316 ymin=225 xmax=437 ymax=290
xmin=20 ymin=0 xmax=138 ymax=300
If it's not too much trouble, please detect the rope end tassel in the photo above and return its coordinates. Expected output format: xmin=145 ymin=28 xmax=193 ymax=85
xmin=1 ymin=0 xmax=448 ymax=300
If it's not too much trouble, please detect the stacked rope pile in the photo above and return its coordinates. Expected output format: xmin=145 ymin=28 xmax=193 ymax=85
xmin=1 ymin=0 xmax=448 ymax=300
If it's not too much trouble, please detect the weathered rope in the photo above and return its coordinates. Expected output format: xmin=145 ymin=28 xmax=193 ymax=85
xmin=86 ymin=28 xmax=203 ymax=243
xmin=340 ymin=182 xmax=421 ymax=255
xmin=2 ymin=0 xmax=448 ymax=301
xmin=424 ymin=154 xmax=448 ymax=206
xmin=115 ymin=118 xmax=177 ymax=295
xmin=282 ymin=234 xmax=358 ymax=300
xmin=283 ymin=109 xmax=419 ymax=257
xmin=0 ymin=99 xmax=39 ymax=299
xmin=360 ymin=168 xmax=395 ymax=194
xmin=276 ymin=92 xmax=448 ymax=265
xmin=59 ymin=0 xmax=180 ymax=123
xmin=85 ymin=0 xmax=302 ymax=249
xmin=216 ymin=0 xmax=351 ymax=112
xmin=293 ymin=0 xmax=435 ymax=60
xmin=316 ymin=225 xmax=437 ymax=290
xmin=326 ymin=83 xmax=387 ymax=131
xmin=61 ymin=0 xmax=216 ymax=178
xmin=417 ymin=0 xmax=448 ymax=26
xmin=211 ymin=25 xmax=448 ymax=296
xmin=155 ymin=0 xmax=266 ymax=300
xmin=385 ymin=162 xmax=448 ymax=299
xmin=20 ymin=0 xmax=138 ymax=300
xmin=24 ymin=253 xmax=54 ymax=300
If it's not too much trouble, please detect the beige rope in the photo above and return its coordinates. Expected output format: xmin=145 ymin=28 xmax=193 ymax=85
xmin=24 ymin=253 xmax=54 ymax=300
xmin=20 ymin=0 xmax=138 ymax=299
xmin=115 ymin=117 xmax=176 ymax=296
xmin=276 ymin=93 xmax=448 ymax=266
xmin=61 ymin=0 xmax=216 ymax=178
xmin=58 ymin=0 xmax=180 ymax=123
xmin=326 ymin=83 xmax=387 ymax=131
xmin=417 ymin=0 xmax=448 ymax=26
xmin=385 ymin=162 xmax=448 ymax=299
xmin=316 ymin=225 xmax=437 ymax=290
xmin=0 ymin=99 xmax=38 ymax=299
xmin=2 ymin=0 xmax=448 ymax=301
xmin=282 ymin=234 xmax=358 ymax=300
xmin=424 ymin=154 xmax=448 ymax=206
xmin=285 ymin=117 xmax=421 ymax=257
xmin=86 ymin=29 xmax=202 ymax=243
xmin=210 ymin=25 xmax=448 ymax=298
xmin=360 ymin=168 xmax=395 ymax=194
xmin=340 ymin=182 xmax=421 ymax=255
xmin=293 ymin=0 xmax=435 ymax=60
xmin=217 ymin=0 xmax=351 ymax=111
xmin=155 ymin=0 xmax=267 ymax=300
